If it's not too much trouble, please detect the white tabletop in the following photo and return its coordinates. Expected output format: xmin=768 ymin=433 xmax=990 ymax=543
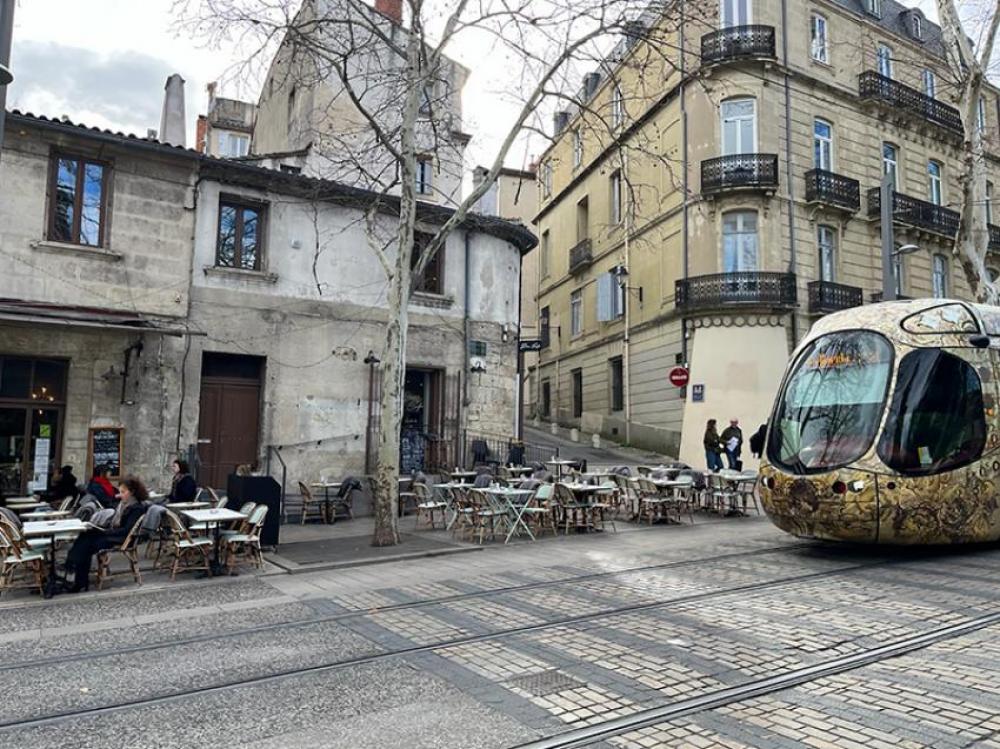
xmin=485 ymin=488 xmax=534 ymax=497
xmin=312 ymin=482 xmax=342 ymax=489
xmin=8 ymin=500 xmax=47 ymax=508
xmin=149 ymin=491 xmax=167 ymax=499
xmin=546 ymin=459 xmax=576 ymax=466
xmin=23 ymin=519 xmax=87 ymax=536
xmin=22 ymin=510 xmax=72 ymax=519
xmin=181 ymin=508 xmax=247 ymax=523
xmin=560 ymin=483 xmax=603 ymax=492
xmin=166 ymin=501 xmax=211 ymax=511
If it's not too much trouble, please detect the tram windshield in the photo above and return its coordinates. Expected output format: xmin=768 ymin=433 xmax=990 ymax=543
xmin=768 ymin=331 xmax=893 ymax=474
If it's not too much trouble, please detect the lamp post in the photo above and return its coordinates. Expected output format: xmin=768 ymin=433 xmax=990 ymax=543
xmin=0 ymin=0 xmax=14 ymax=163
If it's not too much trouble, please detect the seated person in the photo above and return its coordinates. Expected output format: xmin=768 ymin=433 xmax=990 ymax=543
xmin=65 ymin=475 xmax=149 ymax=593
xmin=167 ymin=459 xmax=198 ymax=503
xmin=49 ymin=465 xmax=80 ymax=502
xmin=86 ymin=465 xmax=118 ymax=508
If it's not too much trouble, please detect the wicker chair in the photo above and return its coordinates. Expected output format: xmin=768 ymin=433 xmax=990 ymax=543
xmin=553 ymin=483 xmax=592 ymax=534
xmin=636 ymin=477 xmax=667 ymax=525
xmin=0 ymin=524 xmax=46 ymax=597
xmin=163 ymin=510 xmax=212 ymax=580
xmin=96 ymin=512 xmax=147 ymax=590
xmin=516 ymin=483 xmax=557 ymax=538
xmin=297 ymin=481 xmax=326 ymax=525
xmin=466 ymin=489 xmax=504 ymax=544
xmin=414 ymin=483 xmax=447 ymax=530
xmin=223 ymin=505 xmax=269 ymax=573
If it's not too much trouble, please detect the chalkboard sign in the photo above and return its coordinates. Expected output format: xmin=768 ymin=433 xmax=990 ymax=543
xmin=88 ymin=427 xmax=124 ymax=479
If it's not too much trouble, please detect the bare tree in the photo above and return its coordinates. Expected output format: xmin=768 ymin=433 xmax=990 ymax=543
xmin=937 ymin=0 xmax=1000 ymax=303
xmin=177 ymin=0 xmax=699 ymax=546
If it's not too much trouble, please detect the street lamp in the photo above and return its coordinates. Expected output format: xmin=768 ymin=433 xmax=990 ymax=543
xmin=894 ymin=244 xmax=920 ymax=257
xmin=0 ymin=64 xmax=10 ymax=86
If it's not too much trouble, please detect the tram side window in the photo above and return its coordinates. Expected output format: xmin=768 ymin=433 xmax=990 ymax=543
xmin=877 ymin=350 xmax=986 ymax=475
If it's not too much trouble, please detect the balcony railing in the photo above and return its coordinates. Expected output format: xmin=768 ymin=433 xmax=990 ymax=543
xmin=867 ymin=188 xmax=960 ymax=237
xmin=701 ymin=25 xmax=776 ymax=66
xmin=675 ymin=272 xmax=797 ymax=311
xmin=990 ymin=224 xmax=1000 ymax=251
xmin=808 ymin=280 xmax=864 ymax=314
xmin=568 ymin=238 xmax=593 ymax=274
xmin=871 ymin=291 xmax=914 ymax=303
xmin=858 ymin=71 xmax=963 ymax=135
xmin=701 ymin=154 xmax=779 ymax=195
xmin=804 ymin=169 xmax=861 ymax=212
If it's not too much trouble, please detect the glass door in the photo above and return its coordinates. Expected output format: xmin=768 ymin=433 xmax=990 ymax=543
xmin=28 ymin=409 xmax=60 ymax=494
xmin=0 ymin=408 xmax=27 ymax=496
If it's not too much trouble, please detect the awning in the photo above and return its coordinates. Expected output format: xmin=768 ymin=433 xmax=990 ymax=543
xmin=0 ymin=299 xmax=205 ymax=337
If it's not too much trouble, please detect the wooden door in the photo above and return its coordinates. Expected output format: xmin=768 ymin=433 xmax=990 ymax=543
xmin=198 ymin=377 xmax=261 ymax=489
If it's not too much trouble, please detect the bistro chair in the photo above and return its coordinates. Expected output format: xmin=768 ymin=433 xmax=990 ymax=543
xmin=589 ymin=484 xmax=617 ymax=533
xmin=296 ymin=481 xmax=326 ymax=525
xmin=0 ymin=525 xmax=46 ymax=597
xmin=163 ymin=510 xmax=212 ymax=581
xmin=553 ymin=483 xmax=592 ymax=534
xmin=707 ymin=473 xmax=738 ymax=514
xmin=636 ymin=477 xmax=667 ymax=525
xmin=448 ymin=486 xmax=476 ymax=541
xmin=221 ymin=503 xmax=257 ymax=539
xmin=223 ymin=505 xmax=269 ymax=573
xmin=669 ymin=476 xmax=697 ymax=524
xmin=735 ymin=474 xmax=760 ymax=515
xmin=466 ymin=488 xmax=504 ymax=544
xmin=517 ymin=483 xmax=557 ymax=538
xmin=414 ymin=483 xmax=447 ymax=530
xmin=95 ymin=512 xmax=147 ymax=590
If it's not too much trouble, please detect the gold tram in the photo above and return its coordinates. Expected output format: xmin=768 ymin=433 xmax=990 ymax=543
xmin=760 ymin=299 xmax=1000 ymax=544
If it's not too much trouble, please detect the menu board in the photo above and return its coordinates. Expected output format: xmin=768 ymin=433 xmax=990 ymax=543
xmin=88 ymin=427 xmax=124 ymax=479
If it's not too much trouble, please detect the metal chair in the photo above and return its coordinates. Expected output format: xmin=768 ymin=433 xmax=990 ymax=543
xmin=517 ymin=483 xmax=557 ymax=538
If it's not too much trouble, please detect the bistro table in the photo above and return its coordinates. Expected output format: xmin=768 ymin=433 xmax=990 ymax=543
xmin=433 ymin=482 xmax=472 ymax=529
xmin=21 ymin=510 xmax=71 ymax=521
xmin=8 ymin=501 xmax=49 ymax=514
xmin=311 ymin=482 xmax=343 ymax=523
xmin=719 ymin=471 xmax=758 ymax=515
xmin=446 ymin=470 xmax=478 ymax=483
xmin=181 ymin=508 xmax=247 ymax=576
xmin=558 ymin=482 xmax=613 ymax=532
xmin=484 ymin=487 xmax=537 ymax=543
xmin=546 ymin=459 xmax=577 ymax=479
xmin=22 ymin=518 xmax=87 ymax=598
xmin=166 ymin=501 xmax=211 ymax=512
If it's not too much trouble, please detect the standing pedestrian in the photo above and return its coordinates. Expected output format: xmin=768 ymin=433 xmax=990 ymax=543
xmin=703 ymin=419 xmax=723 ymax=472
xmin=749 ymin=422 xmax=768 ymax=459
xmin=721 ymin=419 xmax=743 ymax=470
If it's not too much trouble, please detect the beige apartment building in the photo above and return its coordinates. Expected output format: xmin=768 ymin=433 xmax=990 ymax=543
xmin=534 ymin=0 xmax=1000 ymax=467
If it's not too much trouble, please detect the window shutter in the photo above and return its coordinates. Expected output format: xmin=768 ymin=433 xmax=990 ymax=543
xmin=596 ymin=272 xmax=613 ymax=321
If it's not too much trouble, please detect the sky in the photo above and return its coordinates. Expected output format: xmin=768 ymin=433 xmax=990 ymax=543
xmin=4 ymin=0 xmax=941 ymax=173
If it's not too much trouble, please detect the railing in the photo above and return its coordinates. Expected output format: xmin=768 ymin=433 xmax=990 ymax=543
xmin=867 ymin=188 xmax=960 ymax=237
xmin=701 ymin=154 xmax=779 ymax=195
xmin=401 ymin=431 xmax=456 ymax=474
xmin=462 ymin=432 xmax=559 ymax=470
xmin=701 ymin=25 xmax=776 ymax=65
xmin=858 ymin=71 xmax=963 ymax=135
xmin=675 ymin=272 xmax=797 ymax=311
xmin=804 ymin=169 xmax=861 ymax=212
xmin=568 ymin=238 xmax=593 ymax=274
xmin=990 ymin=224 xmax=1000 ymax=250
xmin=807 ymin=280 xmax=864 ymax=314
xmin=871 ymin=291 xmax=914 ymax=303
xmin=264 ymin=445 xmax=287 ymax=511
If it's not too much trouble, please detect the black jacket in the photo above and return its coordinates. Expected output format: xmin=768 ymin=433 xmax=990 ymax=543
xmin=749 ymin=424 xmax=768 ymax=458
xmin=106 ymin=502 xmax=147 ymax=544
xmin=169 ymin=474 xmax=198 ymax=503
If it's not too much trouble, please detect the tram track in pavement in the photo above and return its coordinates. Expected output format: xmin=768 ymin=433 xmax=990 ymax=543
xmin=0 ymin=540 xmax=812 ymax=673
xmin=0 ymin=546 xmax=970 ymax=732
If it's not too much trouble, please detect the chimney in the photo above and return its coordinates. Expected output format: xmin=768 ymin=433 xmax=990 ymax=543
xmin=159 ymin=73 xmax=187 ymax=147
xmin=374 ymin=0 xmax=402 ymax=24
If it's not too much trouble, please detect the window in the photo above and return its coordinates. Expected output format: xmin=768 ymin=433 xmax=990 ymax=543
xmin=989 ymin=267 xmax=1000 ymax=283
xmin=279 ymin=164 xmax=301 ymax=175
xmin=469 ymin=340 xmax=487 ymax=357
xmin=411 ymin=231 xmax=443 ymax=294
xmin=419 ymin=82 xmax=435 ymax=115
xmin=49 ymin=154 xmax=109 ymax=247
xmin=570 ymin=289 xmax=583 ymax=337
xmin=817 ymin=225 xmax=837 ymax=282
xmin=541 ymin=230 xmax=550 ymax=278
xmin=571 ymin=369 xmax=583 ymax=418
xmin=811 ymin=14 xmax=828 ymax=63
xmin=767 ymin=331 xmax=894 ymax=474
xmin=928 ymin=161 xmax=943 ymax=206
xmin=287 ymin=85 xmax=297 ymax=123
xmin=216 ymin=199 xmax=265 ymax=271
xmin=866 ymin=0 xmax=882 ymax=18
xmin=922 ymin=69 xmax=936 ymax=99
xmin=218 ymin=132 xmax=250 ymax=158
xmin=597 ymin=272 xmax=625 ymax=321
xmin=988 ymin=182 xmax=994 ymax=225
xmin=542 ymin=160 xmax=553 ymax=198
xmin=932 ymin=254 xmax=948 ymax=298
xmin=877 ymin=349 xmax=985 ymax=475
xmin=721 ymin=98 xmax=756 ymax=155
xmin=541 ymin=381 xmax=551 ymax=417
xmin=893 ymin=254 xmax=905 ymax=296
xmin=540 ymin=306 xmax=551 ymax=348
xmin=911 ymin=14 xmax=923 ymax=40
xmin=876 ymin=44 xmax=893 ymax=79
xmin=721 ymin=0 xmax=750 ymax=27
xmin=882 ymin=142 xmax=898 ymax=187
xmin=978 ymin=96 xmax=988 ymax=133
xmin=813 ymin=119 xmax=833 ymax=170
xmin=722 ymin=211 xmax=758 ymax=272
xmin=572 ymin=129 xmax=583 ymax=169
xmin=611 ymin=85 xmax=625 ymax=130
xmin=609 ymin=357 xmax=624 ymax=412
xmin=416 ymin=157 xmax=433 ymax=196
xmin=610 ymin=170 xmax=623 ymax=225
xmin=576 ymin=197 xmax=589 ymax=242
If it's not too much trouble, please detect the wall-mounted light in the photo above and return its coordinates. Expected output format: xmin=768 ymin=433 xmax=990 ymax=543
xmin=501 ymin=324 xmax=509 ymax=343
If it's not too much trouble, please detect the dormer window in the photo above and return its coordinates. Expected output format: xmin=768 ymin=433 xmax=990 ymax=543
xmin=866 ymin=0 xmax=882 ymax=18
xmin=912 ymin=14 xmax=923 ymax=40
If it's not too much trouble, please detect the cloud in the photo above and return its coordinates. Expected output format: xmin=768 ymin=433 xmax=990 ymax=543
xmin=7 ymin=41 xmax=199 ymax=137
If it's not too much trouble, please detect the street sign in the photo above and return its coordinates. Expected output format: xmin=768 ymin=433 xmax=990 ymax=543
xmin=668 ymin=366 xmax=690 ymax=388
xmin=519 ymin=339 xmax=543 ymax=352
xmin=692 ymin=384 xmax=705 ymax=402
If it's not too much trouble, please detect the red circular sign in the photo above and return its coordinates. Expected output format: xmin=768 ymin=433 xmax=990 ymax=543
xmin=668 ymin=367 xmax=689 ymax=387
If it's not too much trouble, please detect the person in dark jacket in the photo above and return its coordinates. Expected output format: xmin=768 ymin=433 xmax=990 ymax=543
xmin=86 ymin=465 xmax=118 ymax=507
xmin=749 ymin=423 xmax=768 ymax=459
xmin=66 ymin=476 xmax=149 ymax=592
xmin=720 ymin=419 xmax=743 ymax=470
xmin=49 ymin=465 xmax=79 ymax=501
xmin=167 ymin=459 xmax=198 ymax=503
xmin=704 ymin=420 xmax=723 ymax=472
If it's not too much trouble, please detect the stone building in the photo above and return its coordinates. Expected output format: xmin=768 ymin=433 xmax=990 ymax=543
xmin=533 ymin=0 xmax=1000 ymax=467
xmin=196 ymin=82 xmax=257 ymax=158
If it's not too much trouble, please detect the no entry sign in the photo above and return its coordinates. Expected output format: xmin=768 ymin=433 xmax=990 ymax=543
xmin=668 ymin=366 xmax=690 ymax=388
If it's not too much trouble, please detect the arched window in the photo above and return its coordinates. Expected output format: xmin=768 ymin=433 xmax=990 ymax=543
xmin=932 ymin=254 xmax=948 ymax=298
xmin=817 ymin=225 xmax=837 ymax=281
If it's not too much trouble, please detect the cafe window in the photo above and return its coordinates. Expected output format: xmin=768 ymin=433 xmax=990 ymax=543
xmin=411 ymin=231 xmax=443 ymax=294
xmin=49 ymin=153 xmax=110 ymax=247
xmin=217 ymin=198 xmax=266 ymax=271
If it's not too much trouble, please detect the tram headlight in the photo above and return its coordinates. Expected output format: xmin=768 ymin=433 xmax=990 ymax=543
xmin=832 ymin=480 xmax=847 ymax=495
xmin=848 ymin=480 xmax=865 ymax=493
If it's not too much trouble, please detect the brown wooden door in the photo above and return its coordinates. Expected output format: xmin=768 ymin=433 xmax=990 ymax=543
xmin=198 ymin=377 xmax=261 ymax=490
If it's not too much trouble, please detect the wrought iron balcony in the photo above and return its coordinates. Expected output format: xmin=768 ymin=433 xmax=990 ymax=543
xmin=701 ymin=154 xmax=779 ymax=195
xmin=568 ymin=238 xmax=593 ymax=274
xmin=808 ymin=280 xmax=864 ymax=314
xmin=701 ymin=25 xmax=776 ymax=66
xmin=990 ymin=224 xmax=1000 ymax=251
xmin=675 ymin=272 xmax=797 ymax=311
xmin=859 ymin=71 xmax=963 ymax=135
xmin=804 ymin=169 xmax=861 ymax=212
xmin=867 ymin=188 xmax=960 ymax=237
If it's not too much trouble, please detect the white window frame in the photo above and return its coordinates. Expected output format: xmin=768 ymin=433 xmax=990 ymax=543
xmin=415 ymin=157 xmax=434 ymax=195
xmin=912 ymin=14 xmax=922 ymax=40
xmin=610 ymin=170 xmax=623 ymax=225
xmin=814 ymin=119 xmax=833 ymax=171
xmin=810 ymin=14 xmax=829 ymax=64
xmin=882 ymin=142 xmax=899 ymax=186
xmin=932 ymin=254 xmax=948 ymax=298
xmin=542 ymin=161 xmax=553 ymax=198
xmin=877 ymin=44 xmax=893 ymax=79
xmin=988 ymin=181 xmax=994 ymax=225
xmin=570 ymin=289 xmax=583 ymax=336
xmin=922 ymin=69 xmax=936 ymax=99
xmin=928 ymin=160 xmax=943 ymax=206
xmin=979 ymin=96 xmax=988 ymax=133
xmin=867 ymin=0 xmax=882 ymax=18
xmin=721 ymin=98 xmax=757 ymax=156
xmin=721 ymin=0 xmax=751 ymax=28
xmin=611 ymin=85 xmax=625 ymax=131
xmin=541 ymin=230 xmax=550 ymax=278
xmin=572 ymin=129 xmax=583 ymax=170
xmin=722 ymin=211 xmax=759 ymax=272
xmin=817 ymin=225 xmax=837 ymax=282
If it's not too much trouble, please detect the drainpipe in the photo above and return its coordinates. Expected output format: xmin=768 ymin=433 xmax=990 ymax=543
xmin=462 ymin=229 xmax=471 ymax=417
xmin=516 ymin=248 xmax=524 ymax=440
xmin=0 ymin=0 xmax=15 ymax=164
xmin=623 ymin=145 xmax=632 ymax=446
xmin=680 ymin=0 xmax=690 ymax=367
xmin=780 ymin=0 xmax=799 ymax=344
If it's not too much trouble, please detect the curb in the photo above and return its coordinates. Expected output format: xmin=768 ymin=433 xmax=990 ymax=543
xmin=264 ymin=542 xmax=483 ymax=575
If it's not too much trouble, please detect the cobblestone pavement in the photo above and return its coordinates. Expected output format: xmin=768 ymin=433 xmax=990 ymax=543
xmin=4 ymin=518 xmax=1000 ymax=747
